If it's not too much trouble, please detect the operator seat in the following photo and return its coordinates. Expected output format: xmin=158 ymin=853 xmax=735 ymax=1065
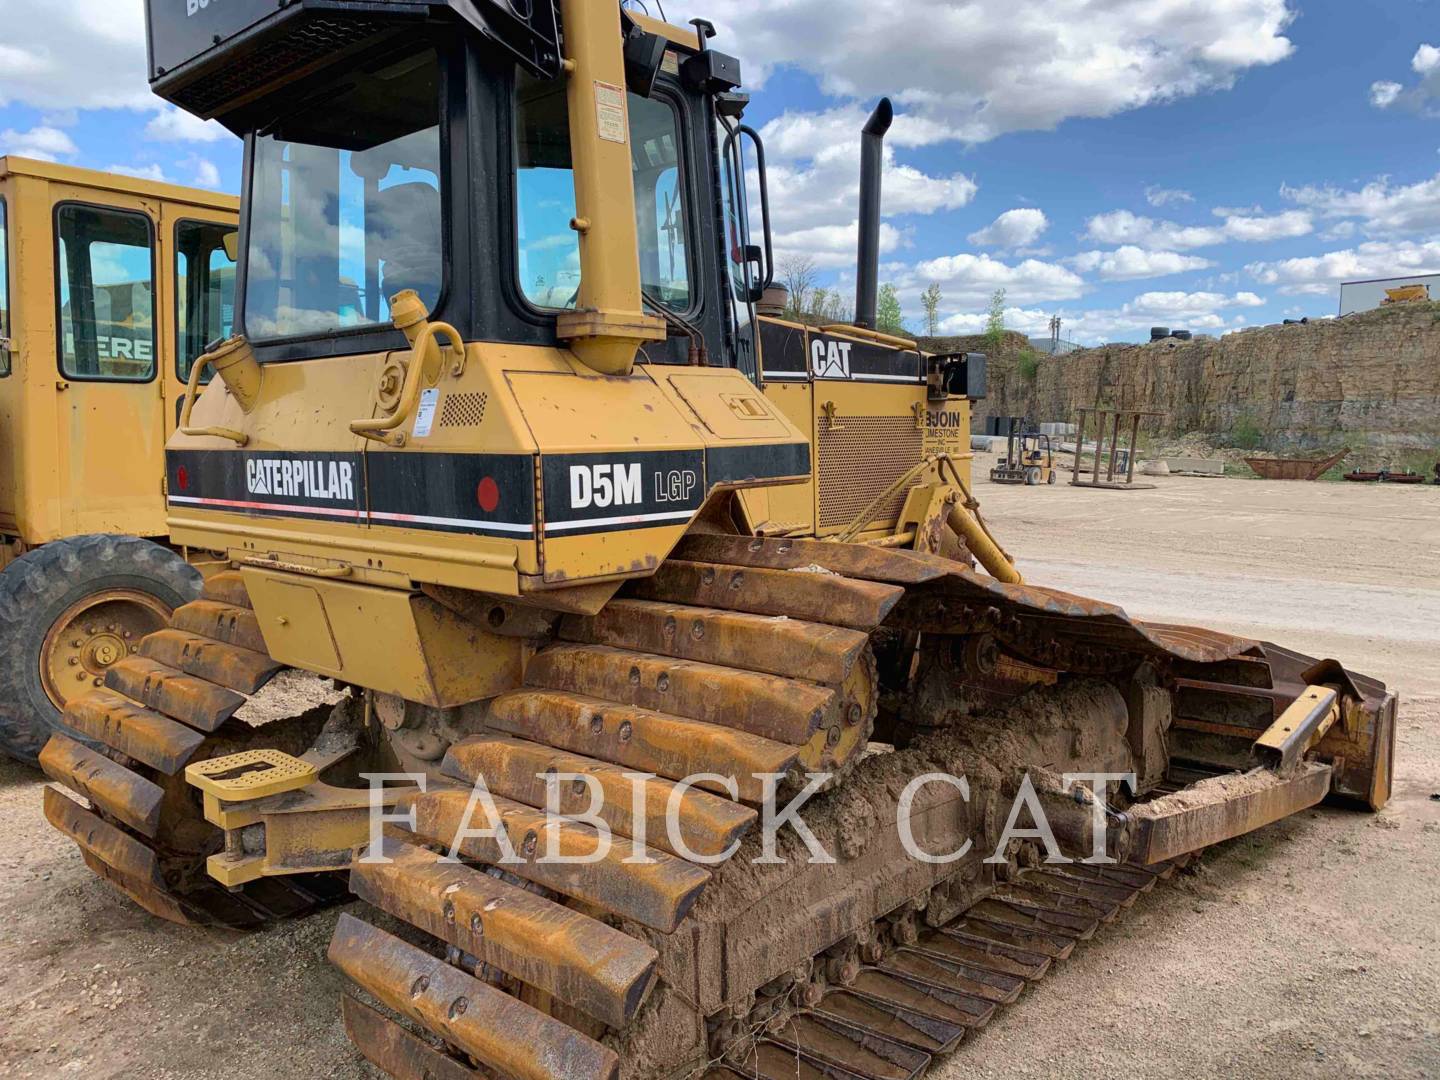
xmin=371 ymin=181 xmax=443 ymax=310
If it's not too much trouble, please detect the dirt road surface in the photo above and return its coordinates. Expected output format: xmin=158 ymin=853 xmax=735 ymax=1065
xmin=1 ymin=470 xmax=1436 ymax=1079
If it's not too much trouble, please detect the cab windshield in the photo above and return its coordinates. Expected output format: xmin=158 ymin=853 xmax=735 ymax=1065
xmin=244 ymin=50 xmax=442 ymax=341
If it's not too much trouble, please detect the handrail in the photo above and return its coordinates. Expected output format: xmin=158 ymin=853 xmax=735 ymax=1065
xmin=349 ymin=320 xmax=464 ymax=447
xmin=179 ymin=342 xmax=248 ymax=446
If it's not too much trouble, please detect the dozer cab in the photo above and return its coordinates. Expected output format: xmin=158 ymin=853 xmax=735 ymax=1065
xmin=0 ymin=158 xmax=238 ymax=764
xmin=42 ymin=3 xmax=1397 ymax=1078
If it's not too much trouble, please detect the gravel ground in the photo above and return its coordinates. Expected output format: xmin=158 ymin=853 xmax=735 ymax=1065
xmin=1 ymin=467 xmax=1436 ymax=1079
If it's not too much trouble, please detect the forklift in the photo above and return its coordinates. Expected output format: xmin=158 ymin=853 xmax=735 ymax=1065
xmin=990 ymin=418 xmax=1057 ymax=485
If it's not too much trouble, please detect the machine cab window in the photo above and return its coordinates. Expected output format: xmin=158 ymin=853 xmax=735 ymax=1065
xmin=244 ymin=49 xmax=443 ymax=341
xmin=515 ymin=71 xmax=692 ymax=312
xmin=55 ymin=204 xmax=156 ymax=382
xmin=176 ymin=220 xmax=238 ymax=381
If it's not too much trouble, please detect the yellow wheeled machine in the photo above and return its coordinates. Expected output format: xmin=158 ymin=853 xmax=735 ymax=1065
xmin=990 ymin=421 xmax=1057 ymax=486
xmin=0 ymin=159 xmax=238 ymax=763
xmin=40 ymin=3 xmax=1397 ymax=1078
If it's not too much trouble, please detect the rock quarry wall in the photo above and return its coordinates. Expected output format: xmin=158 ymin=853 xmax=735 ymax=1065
xmin=924 ymin=303 xmax=1440 ymax=451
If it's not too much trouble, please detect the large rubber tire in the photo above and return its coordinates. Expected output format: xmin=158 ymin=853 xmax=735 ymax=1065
xmin=1025 ymin=467 xmax=1042 ymax=486
xmin=0 ymin=535 xmax=201 ymax=765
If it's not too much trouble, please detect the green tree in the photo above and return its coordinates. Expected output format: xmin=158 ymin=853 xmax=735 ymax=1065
xmin=877 ymin=283 xmax=905 ymax=335
xmin=808 ymin=287 xmax=831 ymax=323
xmin=984 ymin=288 xmax=1007 ymax=350
xmin=921 ymin=283 xmax=943 ymax=337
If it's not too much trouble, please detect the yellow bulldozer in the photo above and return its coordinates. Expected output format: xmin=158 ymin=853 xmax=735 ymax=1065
xmin=40 ymin=3 xmax=1397 ymax=1078
xmin=0 ymin=157 xmax=238 ymax=764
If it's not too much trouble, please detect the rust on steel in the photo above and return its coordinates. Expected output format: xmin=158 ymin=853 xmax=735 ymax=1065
xmin=525 ymin=644 xmax=832 ymax=746
xmin=562 ymin=599 xmax=869 ymax=685
xmin=78 ymin=849 xmax=191 ymax=924
xmin=171 ymin=599 xmax=269 ymax=654
xmin=1123 ymin=761 xmax=1334 ymax=864
xmin=200 ymin=570 xmax=254 ymax=610
xmin=63 ymin=688 xmax=205 ymax=774
xmin=104 ymin=656 xmax=246 ymax=733
xmin=631 ymin=559 xmax=904 ymax=631
xmin=673 ymin=534 xmax=954 ymax=586
xmin=881 ymin=949 xmax=1025 ymax=1004
xmin=40 ymin=733 xmax=165 ymax=836
xmin=141 ymin=628 xmax=282 ymax=694
xmin=966 ymin=898 xmax=1098 ymax=941
xmin=442 ymin=735 xmax=757 ymax=860
xmin=352 ymin=839 xmax=659 ymax=1028
xmin=328 ymin=914 xmax=620 ymax=1080
xmin=847 ymin=968 xmax=995 ymax=1028
xmin=341 ymin=997 xmax=482 ymax=1080
xmin=400 ymin=787 xmax=711 ymax=932
xmin=915 ymin=930 xmax=1050 ymax=982
xmin=43 ymin=786 xmax=165 ymax=888
xmin=484 ymin=688 xmax=799 ymax=803
xmin=816 ymin=987 xmax=970 ymax=1051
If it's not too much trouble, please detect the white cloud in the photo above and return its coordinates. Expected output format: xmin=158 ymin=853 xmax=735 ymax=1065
xmin=1368 ymin=43 xmax=1440 ymax=113
xmin=107 ymin=163 xmax=169 ymax=183
xmin=1145 ymin=186 xmax=1195 ymax=207
xmin=1246 ymin=238 xmax=1440 ymax=295
xmin=774 ymin=220 xmax=906 ymax=271
xmin=670 ymin=0 xmax=1295 ymax=144
xmin=145 ymin=106 xmax=231 ymax=144
xmin=0 ymin=0 xmax=150 ymax=111
xmin=937 ymin=289 xmax=1259 ymax=344
xmin=968 ymin=208 xmax=1049 ymax=249
xmin=1370 ymin=81 xmax=1403 ymax=109
xmin=1085 ymin=207 xmax=1312 ymax=249
xmin=0 ymin=125 xmax=78 ymax=162
xmin=1281 ymin=173 xmax=1440 ymax=235
xmin=184 ymin=156 xmax=223 ymax=189
xmin=905 ymin=252 xmax=1087 ymax=306
xmin=1070 ymin=246 xmax=1213 ymax=280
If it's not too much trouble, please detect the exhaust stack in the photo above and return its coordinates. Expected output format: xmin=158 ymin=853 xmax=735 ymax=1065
xmin=854 ymin=98 xmax=894 ymax=330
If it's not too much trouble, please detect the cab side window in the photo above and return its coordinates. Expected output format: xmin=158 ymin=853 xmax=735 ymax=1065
xmin=176 ymin=220 xmax=237 ymax=381
xmin=0 ymin=198 xmax=10 ymax=377
xmin=56 ymin=205 xmax=156 ymax=381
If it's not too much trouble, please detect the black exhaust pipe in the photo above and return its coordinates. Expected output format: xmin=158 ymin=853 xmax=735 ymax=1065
xmin=854 ymin=97 xmax=894 ymax=330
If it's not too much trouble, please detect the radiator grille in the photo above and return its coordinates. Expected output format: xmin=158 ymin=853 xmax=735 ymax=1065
xmin=439 ymin=392 xmax=489 ymax=429
xmin=818 ymin=417 xmax=924 ymax=530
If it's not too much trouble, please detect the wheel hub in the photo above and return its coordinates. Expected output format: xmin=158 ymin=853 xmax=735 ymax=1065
xmin=41 ymin=589 xmax=172 ymax=710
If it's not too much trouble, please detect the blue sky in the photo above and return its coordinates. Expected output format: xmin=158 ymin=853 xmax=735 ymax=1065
xmin=3 ymin=0 xmax=1439 ymax=343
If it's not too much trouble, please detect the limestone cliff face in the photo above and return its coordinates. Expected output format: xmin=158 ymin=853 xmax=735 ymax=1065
xmin=926 ymin=304 xmax=1440 ymax=450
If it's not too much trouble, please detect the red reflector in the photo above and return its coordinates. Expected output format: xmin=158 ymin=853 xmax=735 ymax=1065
xmin=176 ymin=466 xmax=190 ymax=492
xmin=476 ymin=477 xmax=500 ymax=514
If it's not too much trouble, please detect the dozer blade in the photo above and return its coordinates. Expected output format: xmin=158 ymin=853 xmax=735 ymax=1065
xmin=170 ymin=599 xmax=268 ymax=654
xmin=44 ymin=786 xmax=165 ymax=890
xmin=341 ymin=997 xmax=483 ymax=1080
xmin=443 ymin=735 xmax=757 ymax=860
xmin=674 ymin=534 xmax=952 ymax=587
xmin=141 ymin=629 xmax=282 ymax=695
xmin=40 ymin=733 xmax=164 ymax=837
xmin=848 ymin=969 xmax=996 ymax=1030
xmin=815 ymin=988 xmax=967 ymax=1054
xmin=201 ymin=570 xmax=253 ymax=609
xmin=879 ymin=949 xmax=1025 ymax=1005
xmin=352 ymin=838 xmax=658 ymax=1029
xmin=328 ymin=914 xmax=621 ymax=1080
xmin=562 ymin=600 xmax=868 ymax=685
xmin=631 ymin=559 xmax=905 ymax=631
xmin=765 ymin=1012 xmax=931 ymax=1080
xmin=526 ymin=644 xmax=832 ymax=746
xmin=402 ymin=787 xmax=710 ymax=932
xmin=62 ymin=689 xmax=206 ymax=774
xmin=485 ymin=689 xmax=800 ymax=803
xmin=104 ymin=656 xmax=246 ymax=733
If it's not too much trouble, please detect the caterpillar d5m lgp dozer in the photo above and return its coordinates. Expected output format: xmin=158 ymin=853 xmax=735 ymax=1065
xmin=0 ymin=159 xmax=239 ymax=764
xmin=42 ymin=2 xmax=1397 ymax=1077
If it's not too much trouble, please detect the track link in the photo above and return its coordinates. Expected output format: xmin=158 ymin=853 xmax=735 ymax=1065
xmin=330 ymin=537 xmax=1258 ymax=1080
xmin=41 ymin=571 xmax=346 ymax=928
